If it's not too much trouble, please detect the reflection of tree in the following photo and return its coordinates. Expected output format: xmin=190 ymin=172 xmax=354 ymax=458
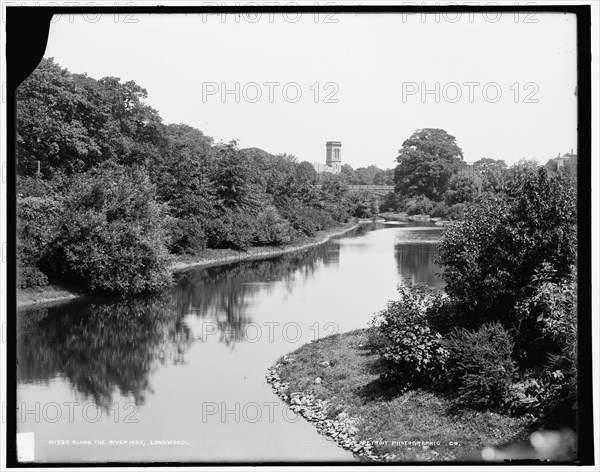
xmin=173 ymin=243 xmax=341 ymax=347
xmin=17 ymin=296 xmax=192 ymax=411
xmin=395 ymin=242 xmax=445 ymax=290
xmin=17 ymin=236 xmax=347 ymax=406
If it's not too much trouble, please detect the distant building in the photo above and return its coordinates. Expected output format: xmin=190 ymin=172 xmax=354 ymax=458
xmin=555 ymin=149 xmax=577 ymax=170
xmin=314 ymin=141 xmax=342 ymax=174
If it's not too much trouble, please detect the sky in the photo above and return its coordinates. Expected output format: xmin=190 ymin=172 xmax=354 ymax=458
xmin=42 ymin=11 xmax=577 ymax=170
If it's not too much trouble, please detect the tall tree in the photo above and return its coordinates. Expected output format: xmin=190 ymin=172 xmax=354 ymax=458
xmin=394 ymin=128 xmax=463 ymax=200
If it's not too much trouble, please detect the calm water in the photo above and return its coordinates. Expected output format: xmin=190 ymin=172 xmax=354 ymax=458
xmin=17 ymin=222 xmax=444 ymax=463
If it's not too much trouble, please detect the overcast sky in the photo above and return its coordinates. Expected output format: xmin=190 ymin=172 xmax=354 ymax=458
xmin=42 ymin=11 xmax=577 ymax=170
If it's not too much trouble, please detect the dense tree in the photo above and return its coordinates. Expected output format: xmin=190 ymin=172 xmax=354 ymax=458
xmin=473 ymin=158 xmax=508 ymax=193
xmin=17 ymin=58 xmax=166 ymax=177
xmin=16 ymin=58 xmax=387 ymax=293
xmin=438 ymin=164 xmax=576 ymax=355
xmin=43 ymin=164 xmax=171 ymax=295
xmin=394 ymin=128 xmax=463 ymax=201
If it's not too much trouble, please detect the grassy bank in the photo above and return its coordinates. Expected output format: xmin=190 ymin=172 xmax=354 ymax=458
xmin=17 ymin=221 xmax=360 ymax=308
xmin=267 ymin=328 xmax=532 ymax=462
xmin=17 ymin=284 xmax=83 ymax=309
xmin=379 ymin=212 xmax=450 ymax=226
xmin=169 ymin=221 xmax=359 ymax=273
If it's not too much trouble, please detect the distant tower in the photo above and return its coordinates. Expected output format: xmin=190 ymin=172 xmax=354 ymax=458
xmin=325 ymin=141 xmax=342 ymax=172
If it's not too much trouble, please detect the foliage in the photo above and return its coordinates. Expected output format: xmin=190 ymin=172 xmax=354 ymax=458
xmin=43 ymin=164 xmax=171 ymax=295
xmin=17 ymin=190 xmax=61 ymax=288
xmin=473 ymin=158 xmax=508 ymax=192
xmin=394 ymin=128 xmax=463 ymax=201
xmin=403 ymin=195 xmax=435 ymax=216
xmin=443 ymin=322 xmax=516 ymax=410
xmin=204 ymin=209 xmax=258 ymax=250
xmin=438 ymin=166 xmax=576 ymax=345
xmin=16 ymin=58 xmax=369 ymax=295
xmin=17 ymin=58 xmax=164 ymax=176
xmin=254 ymin=205 xmax=293 ymax=245
xmin=340 ymin=163 xmax=394 ymax=186
xmin=347 ymin=190 xmax=376 ymax=218
xmin=443 ymin=173 xmax=475 ymax=206
xmin=371 ymin=284 xmax=449 ymax=390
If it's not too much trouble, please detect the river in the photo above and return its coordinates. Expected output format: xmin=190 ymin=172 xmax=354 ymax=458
xmin=16 ymin=221 xmax=444 ymax=463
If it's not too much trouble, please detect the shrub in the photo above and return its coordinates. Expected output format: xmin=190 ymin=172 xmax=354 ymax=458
xmin=379 ymin=191 xmax=400 ymax=213
xmin=279 ymin=204 xmax=335 ymax=237
xmin=44 ymin=164 xmax=171 ymax=295
xmin=443 ymin=322 xmax=516 ymax=410
xmin=17 ymin=265 xmax=49 ymax=289
xmin=438 ymin=166 xmax=576 ymax=339
xmin=513 ymin=266 xmax=577 ymax=426
xmin=347 ymin=190 xmax=374 ymax=218
xmin=445 ymin=202 xmax=465 ymax=220
xmin=403 ymin=195 xmax=434 ymax=216
xmin=205 ymin=209 xmax=257 ymax=249
xmin=429 ymin=201 xmax=447 ymax=218
xmin=254 ymin=206 xmax=292 ymax=245
xmin=17 ymin=195 xmax=61 ymax=288
xmin=371 ymin=283 xmax=449 ymax=390
xmin=165 ymin=215 xmax=207 ymax=255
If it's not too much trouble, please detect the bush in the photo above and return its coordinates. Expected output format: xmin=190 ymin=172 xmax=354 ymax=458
xmin=347 ymin=190 xmax=374 ymax=218
xmin=205 ymin=209 xmax=257 ymax=249
xmin=279 ymin=204 xmax=335 ymax=237
xmin=443 ymin=322 xmax=516 ymax=410
xmin=371 ymin=284 xmax=449 ymax=390
xmin=445 ymin=202 xmax=465 ymax=220
xmin=44 ymin=164 xmax=171 ymax=295
xmin=438 ymin=165 xmax=576 ymax=340
xmin=379 ymin=191 xmax=400 ymax=213
xmin=17 ymin=265 xmax=49 ymax=289
xmin=17 ymin=195 xmax=61 ymax=288
xmin=429 ymin=201 xmax=447 ymax=218
xmin=165 ymin=215 xmax=207 ymax=255
xmin=254 ymin=206 xmax=293 ymax=245
xmin=403 ymin=195 xmax=434 ymax=216
xmin=513 ymin=266 xmax=577 ymax=426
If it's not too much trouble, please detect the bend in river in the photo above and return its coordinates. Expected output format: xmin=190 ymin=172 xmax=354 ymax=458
xmin=17 ymin=222 xmax=444 ymax=463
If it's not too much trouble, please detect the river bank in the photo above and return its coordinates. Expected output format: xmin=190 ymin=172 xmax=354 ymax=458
xmin=379 ymin=212 xmax=452 ymax=226
xmin=17 ymin=221 xmax=361 ymax=308
xmin=267 ymin=328 xmax=532 ymax=462
xmin=169 ymin=221 xmax=360 ymax=273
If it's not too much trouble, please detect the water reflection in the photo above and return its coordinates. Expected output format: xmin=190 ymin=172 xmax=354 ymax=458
xmin=16 ymin=223 xmax=445 ymax=462
xmin=394 ymin=228 xmax=445 ymax=290
xmin=17 ymin=297 xmax=192 ymax=411
xmin=17 ymin=241 xmax=346 ymax=409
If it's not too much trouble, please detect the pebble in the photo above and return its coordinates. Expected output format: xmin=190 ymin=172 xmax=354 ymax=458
xmin=265 ymin=363 xmax=381 ymax=461
xmin=320 ymin=361 xmax=330 ymax=367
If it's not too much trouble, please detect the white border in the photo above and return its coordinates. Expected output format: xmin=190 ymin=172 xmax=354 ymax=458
xmin=0 ymin=1 xmax=597 ymax=471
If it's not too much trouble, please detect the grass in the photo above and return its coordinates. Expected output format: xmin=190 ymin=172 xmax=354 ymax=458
xmin=17 ymin=283 xmax=82 ymax=308
xmin=17 ymin=222 xmax=360 ymax=308
xmin=169 ymin=221 xmax=359 ymax=273
xmin=273 ymin=328 xmax=532 ymax=462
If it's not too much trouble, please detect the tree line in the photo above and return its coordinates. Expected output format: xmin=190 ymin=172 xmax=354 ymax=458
xmin=381 ymin=128 xmax=574 ymax=220
xmin=17 ymin=58 xmax=380 ymax=295
xmin=372 ymin=129 xmax=578 ymax=429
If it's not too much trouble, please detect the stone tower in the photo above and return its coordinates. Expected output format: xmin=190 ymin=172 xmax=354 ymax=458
xmin=325 ymin=141 xmax=342 ymax=171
